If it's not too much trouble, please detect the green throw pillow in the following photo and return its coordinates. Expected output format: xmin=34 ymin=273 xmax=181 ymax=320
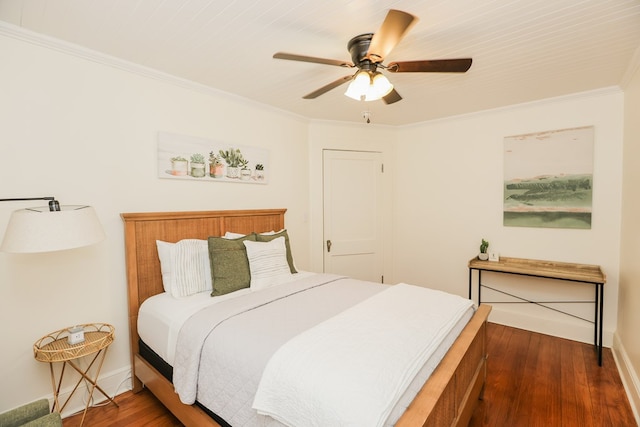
xmin=208 ymin=233 xmax=257 ymax=296
xmin=255 ymin=230 xmax=297 ymax=274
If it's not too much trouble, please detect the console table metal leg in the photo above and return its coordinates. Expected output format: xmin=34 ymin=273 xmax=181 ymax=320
xmin=598 ymin=283 xmax=604 ymax=366
xmin=594 ymin=285 xmax=599 ymax=349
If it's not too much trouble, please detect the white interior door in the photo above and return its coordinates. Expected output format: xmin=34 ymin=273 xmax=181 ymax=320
xmin=323 ymin=150 xmax=384 ymax=282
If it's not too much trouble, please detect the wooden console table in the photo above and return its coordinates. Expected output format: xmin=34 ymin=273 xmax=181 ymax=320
xmin=468 ymin=256 xmax=606 ymax=365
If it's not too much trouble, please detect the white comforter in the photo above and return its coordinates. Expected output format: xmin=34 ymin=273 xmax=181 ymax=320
xmin=171 ymin=274 xmax=474 ymax=426
xmin=252 ymin=283 xmax=473 ymax=427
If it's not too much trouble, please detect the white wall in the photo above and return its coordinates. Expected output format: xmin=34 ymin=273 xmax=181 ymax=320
xmin=393 ymin=89 xmax=624 ymax=347
xmin=616 ymin=60 xmax=640 ymax=419
xmin=0 ymin=30 xmax=311 ymax=413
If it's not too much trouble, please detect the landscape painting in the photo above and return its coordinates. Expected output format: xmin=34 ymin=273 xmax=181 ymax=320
xmin=503 ymin=126 xmax=594 ymax=229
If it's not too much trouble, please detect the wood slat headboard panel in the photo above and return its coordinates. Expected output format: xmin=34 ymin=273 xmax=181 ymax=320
xmin=120 ymin=208 xmax=286 ymax=384
xmin=122 ymin=209 xmax=286 ymax=304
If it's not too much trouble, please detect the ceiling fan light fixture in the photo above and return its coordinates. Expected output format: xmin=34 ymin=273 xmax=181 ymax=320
xmin=344 ymin=70 xmax=372 ymax=101
xmin=370 ymin=72 xmax=393 ymax=99
xmin=344 ymin=70 xmax=394 ymax=102
xmin=275 ymin=9 xmax=472 ymax=105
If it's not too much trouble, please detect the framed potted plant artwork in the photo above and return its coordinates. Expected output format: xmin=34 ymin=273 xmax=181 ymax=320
xmin=157 ymin=132 xmax=269 ymax=185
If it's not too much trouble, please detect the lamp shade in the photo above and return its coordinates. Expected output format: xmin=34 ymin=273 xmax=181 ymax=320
xmin=344 ymin=70 xmax=394 ymax=102
xmin=344 ymin=70 xmax=372 ymax=101
xmin=370 ymin=73 xmax=393 ymax=98
xmin=1 ymin=205 xmax=105 ymax=253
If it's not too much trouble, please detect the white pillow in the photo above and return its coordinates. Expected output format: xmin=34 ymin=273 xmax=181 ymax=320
xmin=243 ymin=237 xmax=292 ymax=291
xmin=156 ymin=239 xmax=212 ymax=297
xmin=224 ymin=230 xmax=276 ymax=239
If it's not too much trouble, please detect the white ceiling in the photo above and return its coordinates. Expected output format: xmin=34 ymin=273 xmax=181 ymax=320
xmin=1 ymin=0 xmax=640 ymax=125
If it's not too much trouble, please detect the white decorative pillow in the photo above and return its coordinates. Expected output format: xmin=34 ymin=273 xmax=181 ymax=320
xmin=243 ymin=236 xmax=292 ymax=291
xmin=156 ymin=239 xmax=212 ymax=297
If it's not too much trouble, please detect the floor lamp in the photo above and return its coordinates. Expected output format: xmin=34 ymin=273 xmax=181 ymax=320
xmin=1 ymin=197 xmax=108 ymax=424
xmin=0 ymin=197 xmax=105 ymax=253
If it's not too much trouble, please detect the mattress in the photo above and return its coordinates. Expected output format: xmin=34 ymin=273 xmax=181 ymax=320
xmin=138 ymin=273 xmax=474 ymax=426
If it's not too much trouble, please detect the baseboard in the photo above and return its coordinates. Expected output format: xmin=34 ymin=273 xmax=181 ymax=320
xmin=488 ymin=305 xmax=612 ymax=347
xmin=41 ymin=366 xmax=132 ymax=419
xmin=612 ymin=332 xmax=640 ymax=424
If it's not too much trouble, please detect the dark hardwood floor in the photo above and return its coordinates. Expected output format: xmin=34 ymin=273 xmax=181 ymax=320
xmin=63 ymin=323 xmax=637 ymax=426
xmin=62 ymin=387 xmax=182 ymax=427
xmin=469 ymin=323 xmax=636 ymax=427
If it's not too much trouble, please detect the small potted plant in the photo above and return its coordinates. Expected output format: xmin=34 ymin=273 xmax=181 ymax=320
xmin=170 ymin=156 xmax=188 ymax=176
xmin=219 ymin=148 xmax=244 ymax=179
xmin=478 ymin=239 xmax=489 ymax=260
xmin=255 ymin=163 xmax=264 ymax=180
xmin=239 ymin=158 xmax=251 ymax=180
xmin=209 ymin=151 xmax=224 ymax=178
xmin=190 ymin=153 xmax=206 ymax=178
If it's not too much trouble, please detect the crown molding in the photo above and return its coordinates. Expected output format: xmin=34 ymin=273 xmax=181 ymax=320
xmin=621 ymin=44 xmax=640 ymax=89
xmin=0 ymin=21 xmax=308 ymax=123
xmin=401 ymin=86 xmax=623 ymax=129
xmin=1 ymin=20 xmax=632 ymax=128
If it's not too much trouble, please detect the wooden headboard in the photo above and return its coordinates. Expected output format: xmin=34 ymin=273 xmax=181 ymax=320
xmin=120 ymin=209 xmax=286 ymax=390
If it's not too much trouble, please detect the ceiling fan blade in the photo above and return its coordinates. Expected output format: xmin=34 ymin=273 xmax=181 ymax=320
xmin=366 ymin=10 xmax=418 ymax=63
xmin=303 ymin=75 xmax=353 ymax=99
xmin=273 ymin=52 xmax=354 ymax=68
xmin=382 ymin=88 xmax=402 ymax=105
xmin=387 ymin=58 xmax=472 ymax=73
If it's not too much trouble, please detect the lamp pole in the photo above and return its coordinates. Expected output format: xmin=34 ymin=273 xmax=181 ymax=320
xmin=0 ymin=197 xmax=60 ymax=211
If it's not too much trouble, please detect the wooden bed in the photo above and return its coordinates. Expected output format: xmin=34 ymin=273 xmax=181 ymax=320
xmin=121 ymin=208 xmax=491 ymax=427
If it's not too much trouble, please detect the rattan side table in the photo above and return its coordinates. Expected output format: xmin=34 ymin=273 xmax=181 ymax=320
xmin=33 ymin=323 xmax=118 ymax=426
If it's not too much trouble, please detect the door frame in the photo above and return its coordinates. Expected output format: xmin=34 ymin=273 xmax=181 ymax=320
xmin=308 ymin=123 xmax=395 ymax=283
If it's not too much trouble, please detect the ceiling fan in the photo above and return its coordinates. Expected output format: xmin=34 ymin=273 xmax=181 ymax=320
xmin=273 ymin=9 xmax=472 ymax=105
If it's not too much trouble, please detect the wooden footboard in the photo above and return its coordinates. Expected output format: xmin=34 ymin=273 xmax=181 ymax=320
xmin=396 ymin=304 xmax=491 ymax=427
xmin=122 ymin=209 xmax=492 ymax=427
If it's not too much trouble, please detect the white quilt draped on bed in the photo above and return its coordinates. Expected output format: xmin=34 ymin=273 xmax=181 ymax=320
xmin=252 ymin=283 xmax=474 ymax=427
